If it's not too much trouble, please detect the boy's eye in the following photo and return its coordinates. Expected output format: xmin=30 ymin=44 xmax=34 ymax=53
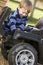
xmin=25 ymin=10 xmax=30 ymax=14
xmin=22 ymin=7 xmax=30 ymax=14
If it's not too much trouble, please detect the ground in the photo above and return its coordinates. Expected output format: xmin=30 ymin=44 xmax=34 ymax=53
xmin=0 ymin=49 xmax=9 ymax=65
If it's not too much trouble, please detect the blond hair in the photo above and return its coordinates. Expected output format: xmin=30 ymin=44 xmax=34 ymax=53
xmin=19 ymin=0 xmax=32 ymax=10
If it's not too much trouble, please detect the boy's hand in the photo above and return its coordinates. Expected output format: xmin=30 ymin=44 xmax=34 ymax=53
xmin=17 ymin=28 xmax=21 ymax=30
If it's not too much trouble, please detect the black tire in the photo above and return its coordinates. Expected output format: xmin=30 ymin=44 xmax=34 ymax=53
xmin=8 ymin=43 xmax=37 ymax=65
xmin=1 ymin=42 xmax=13 ymax=60
xmin=1 ymin=43 xmax=8 ymax=59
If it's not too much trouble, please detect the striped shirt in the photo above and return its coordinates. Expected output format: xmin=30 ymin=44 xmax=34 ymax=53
xmin=2 ymin=8 xmax=28 ymax=33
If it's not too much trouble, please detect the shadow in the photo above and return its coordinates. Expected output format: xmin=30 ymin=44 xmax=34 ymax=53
xmin=10 ymin=0 xmax=20 ymax=3
xmin=35 ymin=7 xmax=43 ymax=12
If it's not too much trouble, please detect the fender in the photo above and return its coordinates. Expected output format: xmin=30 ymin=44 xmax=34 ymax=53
xmin=13 ymin=30 xmax=40 ymax=42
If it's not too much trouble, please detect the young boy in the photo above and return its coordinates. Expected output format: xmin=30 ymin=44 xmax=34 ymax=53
xmin=2 ymin=0 xmax=32 ymax=35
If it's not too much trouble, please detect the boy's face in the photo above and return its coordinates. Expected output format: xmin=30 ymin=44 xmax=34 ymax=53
xmin=18 ymin=6 xmax=32 ymax=17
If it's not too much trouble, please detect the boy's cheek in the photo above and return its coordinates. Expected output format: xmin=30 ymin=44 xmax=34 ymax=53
xmin=19 ymin=10 xmax=23 ymax=15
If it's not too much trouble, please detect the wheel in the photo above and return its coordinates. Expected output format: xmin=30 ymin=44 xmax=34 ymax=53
xmin=8 ymin=43 xmax=37 ymax=65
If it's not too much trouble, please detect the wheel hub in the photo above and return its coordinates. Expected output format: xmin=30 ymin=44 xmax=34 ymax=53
xmin=20 ymin=54 xmax=28 ymax=63
xmin=16 ymin=49 xmax=35 ymax=65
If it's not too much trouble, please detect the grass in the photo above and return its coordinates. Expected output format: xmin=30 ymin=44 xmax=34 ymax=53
xmin=8 ymin=1 xmax=18 ymax=11
xmin=8 ymin=1 xmax=43 ymax=26
xmin=33 ymin=9 xmax=43 ymax=19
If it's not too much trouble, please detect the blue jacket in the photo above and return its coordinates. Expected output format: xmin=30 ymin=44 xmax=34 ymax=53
xmin=2 ymin=8 xmax=28 ymax=33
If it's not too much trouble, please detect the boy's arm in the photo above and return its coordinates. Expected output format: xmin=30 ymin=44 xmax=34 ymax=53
xmin=19 ymin=17 xmax=28 ymax=31
xmin=8 ymin=13 xmax=17 ymax=35
xmin=9 ymin=18 xmax=16 ymax=31
xmin=9 ymin=18 xmax=17 ymax=35
xmin=18 ymin=22 xmax=26 ymax=31
xmin=8 ymin=11 xmax=17 ymax=31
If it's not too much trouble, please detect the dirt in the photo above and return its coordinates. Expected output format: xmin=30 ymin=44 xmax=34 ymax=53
xmin=0 ymin=39 xmax=9 ymax=65
xmin=0 ymin=48 xmax=9 ymax=65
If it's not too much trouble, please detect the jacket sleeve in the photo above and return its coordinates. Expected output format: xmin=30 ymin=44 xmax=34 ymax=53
xmin=9 ymin=18 xmax=16 ymax=31
xmin=19 ymin=16 xmax=28 ymax=31
xmin=19 ymin=22 xmax=26 ymax=31
xmin=8 ymin=12 xmax=17 ymax=31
